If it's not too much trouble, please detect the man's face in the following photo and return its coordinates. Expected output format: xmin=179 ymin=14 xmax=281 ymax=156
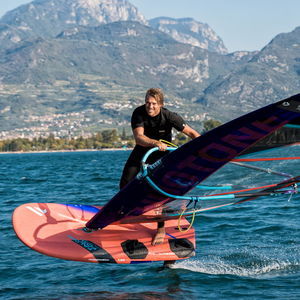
xmin=145 ymin=96 xmax=162 ymax=117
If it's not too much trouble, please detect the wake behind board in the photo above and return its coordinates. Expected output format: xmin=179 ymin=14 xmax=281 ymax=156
xmin=12 ymin=203 xmax=195 ymax=264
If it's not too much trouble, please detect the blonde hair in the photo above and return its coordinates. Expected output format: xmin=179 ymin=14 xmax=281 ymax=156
xmin=145 ymin=88 xmax=164 ymax=106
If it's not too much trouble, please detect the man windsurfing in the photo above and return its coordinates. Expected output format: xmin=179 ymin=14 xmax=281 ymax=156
xmin=119 ymin=88 xmax=200 ymax=247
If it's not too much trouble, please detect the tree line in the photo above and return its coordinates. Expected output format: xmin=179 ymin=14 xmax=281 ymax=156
xmin=0 ymin=129 xmax=128 ymax=152
xmin=0 ymin=120 xmax=222 ymax=152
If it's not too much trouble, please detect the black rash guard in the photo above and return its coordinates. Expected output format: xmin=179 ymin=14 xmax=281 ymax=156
xmin=127 ymin=105 xmax=186 ymax=165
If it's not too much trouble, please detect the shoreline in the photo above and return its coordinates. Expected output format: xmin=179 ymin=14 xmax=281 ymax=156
xmin=0 ymin=148 xmax=133 ymax=154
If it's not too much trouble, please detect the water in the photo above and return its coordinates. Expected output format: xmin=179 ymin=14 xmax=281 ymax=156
xmin=0 ymin=149 xmax=299 ymax=299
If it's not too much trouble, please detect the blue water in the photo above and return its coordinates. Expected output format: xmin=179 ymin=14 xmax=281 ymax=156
xmin=0 ymin=148 xmax=299 ymax=299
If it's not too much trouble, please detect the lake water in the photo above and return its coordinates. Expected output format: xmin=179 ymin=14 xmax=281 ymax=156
xmin=0 ymin=148 xmax=299 ymax=299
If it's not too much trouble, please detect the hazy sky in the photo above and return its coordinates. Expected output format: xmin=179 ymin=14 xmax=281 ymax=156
xmin=0 ymin=0 xmax=299 ymax=52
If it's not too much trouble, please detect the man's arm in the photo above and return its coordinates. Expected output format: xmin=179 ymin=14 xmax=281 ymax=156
xmin=133 ymin=127 xmax=167 ymax=151
xmin=182 ymin=124 xmax=201 ymax=139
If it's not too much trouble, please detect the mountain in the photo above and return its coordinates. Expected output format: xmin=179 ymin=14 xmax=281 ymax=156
xmin=0 ymin=0 xmax=228 ymax=56
xmin=0 ymin=20 xmax=239 ymax=132
xmin=149 ymin=17 xmax=228 ymax=54
xmin=0 ymin=0 xmax=146 ymax=51
xmin=1 ymin=0 xmax=146 ymax=36
xmin=0 ymin=0 xmax=299 ymax=137
xmin=0 ymin=20 xmax=236 ymax=88
xmin=198 ymin=26 xmax=300 ymax=120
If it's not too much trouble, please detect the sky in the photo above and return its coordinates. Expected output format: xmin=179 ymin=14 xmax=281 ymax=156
xmin=0 ymin=0 xmax=300 ymax=52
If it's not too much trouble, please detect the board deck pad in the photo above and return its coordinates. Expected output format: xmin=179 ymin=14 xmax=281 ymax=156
xmin=13 ymin=203 xmax=195 ymax=264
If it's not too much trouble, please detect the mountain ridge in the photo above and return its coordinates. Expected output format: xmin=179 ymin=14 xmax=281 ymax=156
xmin=149 ymin=16 xmax=228 ymax=54
xmin=0 ymin=0 xmax=299 ymax=138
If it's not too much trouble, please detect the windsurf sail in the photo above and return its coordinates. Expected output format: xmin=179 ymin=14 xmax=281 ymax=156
xmin=115 ymin=145 xmax=300 ymax=224
xmin=86 ymin=93 xmax=300 ymax=229
xmin=242 ymin=118 xmax=300 ymax=155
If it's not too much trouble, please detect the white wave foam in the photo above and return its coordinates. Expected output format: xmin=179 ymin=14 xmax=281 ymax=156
xmin=172 ymin=256 xmax=299 ymax=278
